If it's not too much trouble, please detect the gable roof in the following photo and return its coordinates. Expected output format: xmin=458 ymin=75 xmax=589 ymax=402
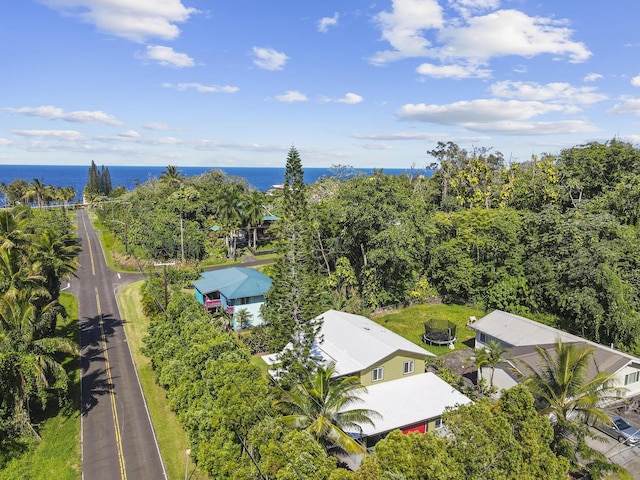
xmin=508 ymin=342 xmax=633 ymax=380
xmin=470 ymin=309 xmax=580 ymax=347
xmin=193 ymin=267 xmax=272 ymax=300
xmin=314 ymin=310 xmax=434 ymax=376
xmin=346 ymin=373 xmax=472 ymax=437
xmin=472 ymin=309 xmax=639 ymax=366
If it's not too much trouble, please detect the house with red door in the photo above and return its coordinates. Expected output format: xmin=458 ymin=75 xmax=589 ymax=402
xmin=263 ymin=310 xmax=472 ymax=448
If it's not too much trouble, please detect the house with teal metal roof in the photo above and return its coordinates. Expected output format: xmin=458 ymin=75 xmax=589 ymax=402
xmin=193 ymin=267 xmax=272 ymax=330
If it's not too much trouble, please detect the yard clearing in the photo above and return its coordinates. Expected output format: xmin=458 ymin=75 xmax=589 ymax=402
xmin=371 ymin=303 xmax=485 ymax=356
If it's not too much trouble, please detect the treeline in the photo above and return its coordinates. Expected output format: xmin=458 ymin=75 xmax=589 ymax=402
xmin=309 ymin=139 xmax=640 ymax=352
xmin=0 ymin=178 xmax=76 ymax=208
xmin=94 ymin=167 xmax=266 ymax=262
xmin=0 ymin=207 xmax=80 ymax=465
xmin=102 ymin=139 xmax=640 ymax=353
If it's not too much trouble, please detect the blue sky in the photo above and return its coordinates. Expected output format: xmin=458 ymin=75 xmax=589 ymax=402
xmin=1 ymin=1 xmax=640 ymax=168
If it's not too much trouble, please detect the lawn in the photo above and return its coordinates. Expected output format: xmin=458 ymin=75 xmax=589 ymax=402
xmin=118 ymin=281 xmax=210 ymax=480
xmin=0 ymin=292 xmax=81 ymax=480
xmin=372 ymin=303 xmax=486 ymax=356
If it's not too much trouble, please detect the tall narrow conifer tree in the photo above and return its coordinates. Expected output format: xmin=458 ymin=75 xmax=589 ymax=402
xmin=263 ymin=146 xmax=322 ymax=381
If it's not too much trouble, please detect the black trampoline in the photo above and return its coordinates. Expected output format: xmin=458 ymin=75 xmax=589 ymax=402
xmin=422 ymin=319 xmax=457 ymax=347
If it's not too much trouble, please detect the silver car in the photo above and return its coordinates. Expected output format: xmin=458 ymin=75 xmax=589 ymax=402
xmin=596 ymin=415 xmax=640 ymax=445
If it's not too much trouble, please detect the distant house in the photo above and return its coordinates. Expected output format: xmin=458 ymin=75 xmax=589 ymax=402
xmin=193 ymin=267 xmax=272 ymax=330
xmin=264 ymin=310 xmax=472 ymax=446
xmin=470 ymin=310 xmax=640 ymax=398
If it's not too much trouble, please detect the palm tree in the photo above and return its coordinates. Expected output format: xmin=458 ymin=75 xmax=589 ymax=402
xmin=23 ymin=178 xmax=54 ymax=209
xmin=0 ymin=290 xmax=77 ymax=439
xmin=215 ymin=184 xmax=243 ymax=258
xmin=0 ymin=209 xmax=30 ymax=252
xmin=234 ymin=308 xmax=253 ymax=330
xmin=159 ymin=165 xmax=185 ymax=187
xmin=30 ymin=228 xmax=80 ymax=332
xmin=55 ymin=186 xmax=76 ymax=207
xmin=474 ymin=339 xmax=509 ymax=392
xmin=276 ymin=361 xmax=380 ymax=456
xmin=523 ymin=339 xmax=624 ymax=472
xmin=241 ymin=190 xmax=265 ymax=249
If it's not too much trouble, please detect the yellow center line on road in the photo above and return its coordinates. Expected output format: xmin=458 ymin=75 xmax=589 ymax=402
xmin=96 ymin=288 xmax=127 ymax=480
xmin=81 ymin=212 xmax=96 ymax=276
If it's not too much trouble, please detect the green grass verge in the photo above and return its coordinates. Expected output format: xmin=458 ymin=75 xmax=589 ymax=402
xmin=372 ymin=303 xmax=486 ymax=356
xmin=0 ymin=292 xmax=81 ymax=480
xmin=118 ymin=281 xmax=209 ymax=480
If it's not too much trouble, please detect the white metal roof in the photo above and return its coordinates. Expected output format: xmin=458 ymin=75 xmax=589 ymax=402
xmin=346 ymin=373 xmax=472 ymax=437
xmin=315 ymin=310 xmax=434 ymax=376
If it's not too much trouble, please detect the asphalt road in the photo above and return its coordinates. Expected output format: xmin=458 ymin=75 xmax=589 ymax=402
xmin=73 ymin=208 xmax=166 ymax=480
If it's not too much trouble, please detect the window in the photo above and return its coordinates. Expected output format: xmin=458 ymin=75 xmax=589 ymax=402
xmin=371 ymin=366 xmax=384 ymax=382
xmin=434 ymin=418 xmax=444 ymax=430
xmin=403 ymin=360 xmax=415 ymax=375
xmin=479 ymin=333 xmax=486 ymax=343
xmin=625 ymin=371 xmax=640 ymax=385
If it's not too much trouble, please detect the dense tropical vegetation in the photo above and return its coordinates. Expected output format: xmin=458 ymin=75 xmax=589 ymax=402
xmin=0 ymin=206 xmax=80 ymax=468
xmin=1 ymin=178 xmax=77 ymax=209
xmin=5 ymin=137 xmax=640 ymax=477
xmin=98 ymin=139 xmax=640 ymax=355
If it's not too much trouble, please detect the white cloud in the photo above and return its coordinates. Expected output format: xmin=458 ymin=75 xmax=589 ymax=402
xmin=395 ymin=98 xmax=594 ymax=135
xmin=41 ymin=0 xmax=197 ymax=42
xmin=321 ymin=93 xmax=364 ymax=104
xmin=438 ymin=10 xmax=591 ymax=63
xmin=631 ymin=75 xmax=640 ymax=87
xmin=252 ymin=47 xmax=289 ymax=70
xmin=318 ymin=13 xmax=339 ymax=33
xmin=118 ymin=130 xmax=141 ymax=138
xmin=12 ymin=129 xmax=84 ymax=141
xmin=371 ymin=5 xmax=591 ymax=67
xmin=96 ymin=133 xmax=183 ymax=145
xmin=467 ymin=120 xmax=598 ymax=135
xmin=416 ymin=62 xmax=491 ymax=79
xmin=162 ymin=82 xmax=239 ymax=93
xmin=398 ymin=99 xmax=574 ymax=124
xmin=450 ymin=0 xmax=499 ymax=17
xmin=0 ymin=139 xmax=12 ymax=146
xmin=6 ymin=105 xmax=122 ymax=126
xmin=143 ymin=122 xmax=171 ymax=131
xmin=370 ymin=0 xmax=444 ymax=65
xmin=275 ymin=91 xmax=307 ymax=102
xmin=584 ymin=73 xmax=603 ymax=82
xmin=489 ymin=81 xmax=607 ymax=104
xmin=361 ymin=143 xmax=393 ymax=150
xmin=337 ymin=93 xmax=364 ymax=104
xmin=608 ymin=97 xmax=640 ymax=115
xmin=143 ymin=45 xmax=194 ymax=68
xmin=352 ymin=132 xmax=440 ymax=141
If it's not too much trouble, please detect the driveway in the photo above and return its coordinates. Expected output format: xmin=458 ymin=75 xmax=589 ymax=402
xmin=585 ymin=425 xmax=640 ymax=477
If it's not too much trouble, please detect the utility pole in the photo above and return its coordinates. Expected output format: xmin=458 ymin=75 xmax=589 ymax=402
xmin=154 ymin=262 xmax=176 ymax=311
xmin=180 ymin=215 xmax=184 ymax=263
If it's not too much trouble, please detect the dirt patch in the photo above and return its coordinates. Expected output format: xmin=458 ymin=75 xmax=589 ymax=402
xmin=440 ymin=346 xmax=476 ymax=375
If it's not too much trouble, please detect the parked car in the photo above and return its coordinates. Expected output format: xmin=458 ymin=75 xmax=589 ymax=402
xmin=595 ymin=414 xmax=640 ymax=445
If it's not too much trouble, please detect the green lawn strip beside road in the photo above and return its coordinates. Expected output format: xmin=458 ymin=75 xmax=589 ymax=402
xmin=372 ymin=304 xmax=485 ymax=355
xmin=118 ymin=281 xmax=209 ymax=480
xmin=0 ymin=292 xmax=81 ymax=480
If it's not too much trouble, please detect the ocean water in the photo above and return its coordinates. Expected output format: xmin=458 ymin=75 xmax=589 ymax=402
xmin=0 ymin=165 xmax=415 ymax=202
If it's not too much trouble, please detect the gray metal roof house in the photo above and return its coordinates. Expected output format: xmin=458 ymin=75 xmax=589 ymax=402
xmin=470 ymin=309 xmax=640 ymax=398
